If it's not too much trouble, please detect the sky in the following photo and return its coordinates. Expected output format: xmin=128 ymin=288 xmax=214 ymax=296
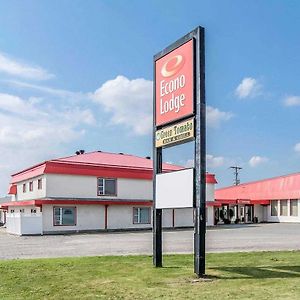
xmin=0 ymin=0 xmax=300 ymax=195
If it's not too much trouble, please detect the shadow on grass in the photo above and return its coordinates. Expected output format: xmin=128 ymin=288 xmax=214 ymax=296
xmin=210 ymin=265 xmax=300 ymax=279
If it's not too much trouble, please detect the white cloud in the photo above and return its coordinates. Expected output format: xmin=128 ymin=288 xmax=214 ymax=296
xmin=90 ymin=75 xmax=153 ymax=135
xmin=5 ymin=80 xmax=83 ymax=100
xmin=283 ymin=96 xmax=300 ymax=107
xmin=185 ymin=155 xmax=224 ymax=169
xmin=207 ymin=154 xmax=225 ymax=168
xmin=0 ymin=93 xmax=96 ymax=196
xmin=294 ymin=143 xmax=300 ymax=153
xmin=0 ymin=93 xmax=46 ymax=117
xmin=235 ymin=77 xmax=262 ymax=99
xmin=206 ymin=106 xmax=233 ymax=128
xmin=8 ymin=77 xmax=233 ymax=133
xmin=185 ymin=159 xmax=194 ymax=168
xmin=248 ymin=156 xmax=268 ymax=167
xmin=0 ymin=52 xmax=54 ymax=80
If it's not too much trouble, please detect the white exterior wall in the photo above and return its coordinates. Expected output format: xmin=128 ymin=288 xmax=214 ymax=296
xmin=207 ymin=207 xmax=214 ymax=226
xmin=174 ymin=208 xmax=194 ymax=227
xmin=45 ymin=174 xmax=152 ymax=200
xmin=206 ymin=183 xmax=214 ymax=202
xmin=6 ymin=207 xmax=42 ymax=235
xmin=254 ymin=205 xmax=264 ymax=222
xmin=107 ymin=205 xmax=152 ymax=229
xmin=267 ymin=200 xmax=300 ymax=223
xmin=42 ymin=204 xmax=105 ymax=233
xmin=162 ymin=209 xmax=173 ymax=227
xmin=15 ymin=176 xmax=46 ymax=201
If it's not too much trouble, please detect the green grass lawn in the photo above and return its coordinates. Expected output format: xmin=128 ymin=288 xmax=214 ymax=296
xmin=1 ymin=251 xmax=300 ymax=299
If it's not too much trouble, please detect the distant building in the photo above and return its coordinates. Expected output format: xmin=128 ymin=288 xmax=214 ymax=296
xmin=215 ymin=173 xmax=300 ymax=224
xmin=0 ymin=151 xmax=217 ymax=235
xmin=0 ymin=196 xmax=11 ymax=225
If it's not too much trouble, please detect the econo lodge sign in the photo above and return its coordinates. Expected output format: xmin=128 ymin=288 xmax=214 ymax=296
xmin=155 ymin=39 xmax=194 ymax=126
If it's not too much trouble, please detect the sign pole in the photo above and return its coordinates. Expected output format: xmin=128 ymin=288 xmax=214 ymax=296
xmin=153 ymin=26 xmax=206 ymax=276
xmin=153 ymin=147 xmax=162 ymax=267
xmin=194 ymin=26 xmax=206 ymax=277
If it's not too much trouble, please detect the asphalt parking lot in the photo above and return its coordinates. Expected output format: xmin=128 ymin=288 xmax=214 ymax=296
xmin=0 ymin=223 xmax=299 ymax=260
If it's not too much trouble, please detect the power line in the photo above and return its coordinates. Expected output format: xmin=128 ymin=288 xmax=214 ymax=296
xmin=230 ymin=166 xmax=242 ymax=185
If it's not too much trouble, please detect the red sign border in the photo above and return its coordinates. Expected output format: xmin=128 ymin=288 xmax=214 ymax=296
xmin=154 ymin=38 xmax=195 ymax=127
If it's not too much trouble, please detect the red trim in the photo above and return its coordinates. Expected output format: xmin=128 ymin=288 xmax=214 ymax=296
xmin=206 ymin=173 xmax=218 ymax=184
xmin=11 ymin=157 xmax=217 ymax=184
xmin=105 ymin=205 xmax=108 ymax=229
xmin=206 ymin=201 xmax=222 ymax=207
xmin=0 ymin=199 xmax=153 ymax=207
xmin=216 ymin=199 xmax=237 ymax=205
xmin=8 ymin=184 xmax=17 ymax=195
xmin=250 ymin=200 xmax=270 ymax=205
xmin=237 ymin=199 xmax=251 ymax=204
xmin=215 ymin=199 xmax=270 ymax=205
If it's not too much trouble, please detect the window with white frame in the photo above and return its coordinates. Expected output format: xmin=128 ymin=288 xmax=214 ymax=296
xmin=53 ymin=207 xmax=76 ymax=226
xmin=29 ymin=181 xmax=33 ymax=191
xmin=271 ymin=200 xmax=278 ymax=216
xmin=97 ymin=178 xmax=116 ymax=196
xmin=38 ymin=179 xmax=42 ymax=190
xmin=290 ymin=200 xmax=298 ymax=217
xmin=280 ymin=200 xmax=288 ymax=216
xmin=23 ymin=183 xmax=26 ymax=193
xmin=133 ymin=207 xmax=151 ymax=224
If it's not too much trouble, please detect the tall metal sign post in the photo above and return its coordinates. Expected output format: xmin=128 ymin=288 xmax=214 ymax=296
xmin=153 ymin=26 xmax=206 ymax=277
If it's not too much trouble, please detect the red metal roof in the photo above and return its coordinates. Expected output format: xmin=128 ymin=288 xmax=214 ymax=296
xmin=206 ymin=173 xmax=217 ymax=184
xmin=7 ymin=184 xmax=17 ymax=195
xmin=10 ymin=151 xmax=217 ymax=184
xmin=215 ymin=172 xmax=300 ymax=202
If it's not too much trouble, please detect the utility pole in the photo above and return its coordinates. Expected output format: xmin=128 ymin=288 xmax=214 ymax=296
xmin=230 ymin=166 xmax=242 ymax=185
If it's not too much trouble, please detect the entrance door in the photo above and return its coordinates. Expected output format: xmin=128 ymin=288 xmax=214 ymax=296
xmin=240 ymin=206 xmax=245 ymax=223
xmin=245 ymin=205 xmax=253 ymax=223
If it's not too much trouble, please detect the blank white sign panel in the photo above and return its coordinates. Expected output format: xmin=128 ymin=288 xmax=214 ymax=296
xmin=156 ymin=168 xmax=194 ymax=209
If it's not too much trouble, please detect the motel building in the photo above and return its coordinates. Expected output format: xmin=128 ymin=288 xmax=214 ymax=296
xmin=0 ymin=151 xmax=218 ymax=235
xmin=215 ymin=173 xmax=300 ymax=224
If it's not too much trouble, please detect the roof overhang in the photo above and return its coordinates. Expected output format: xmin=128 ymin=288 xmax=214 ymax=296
xmin=0 ymin=199 xmax=153 ymax=208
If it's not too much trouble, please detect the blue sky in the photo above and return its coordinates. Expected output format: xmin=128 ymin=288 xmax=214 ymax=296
xmin=0 ymin=0 xmax=300 ymax=195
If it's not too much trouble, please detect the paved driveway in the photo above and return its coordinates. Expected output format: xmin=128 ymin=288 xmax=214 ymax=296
xmin=0 ymin=223 xmax=299 ymax=260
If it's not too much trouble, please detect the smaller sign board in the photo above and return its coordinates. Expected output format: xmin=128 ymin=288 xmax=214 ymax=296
xmin=155 ymin=117 xmax=194 ymax=148
xmin=156 ymin=168 xmax=194 ymax=209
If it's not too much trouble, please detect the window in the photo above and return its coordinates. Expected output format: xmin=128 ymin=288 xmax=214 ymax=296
xmin=290 ymin=200 xmax=298 ymax=217
xmin=54 ymin=207 xmax=76 ymax=226
xmin=97 ymin=178 xmax=116 ymax=196
xmin=280 ymin=200 xmax=288 ymax=216
xmin=271 ymin=200 xmax=278 ymax=216
xmin=38 ymin=179 xmax=42 ymax=190
xmin=31 ymin=209 xmax=37 ymax=214
xmin=20 ymin=209 xmax=24 ymax=213
xmin=133 ymin=207 xmax=151 ymax=224
xmin=23 ymin=183 xmax=26 ymax=193
xmin=29 ymin=181 xmax=33 ymax=191
xmin=10 ymin=209 xmax=15 ymax=213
